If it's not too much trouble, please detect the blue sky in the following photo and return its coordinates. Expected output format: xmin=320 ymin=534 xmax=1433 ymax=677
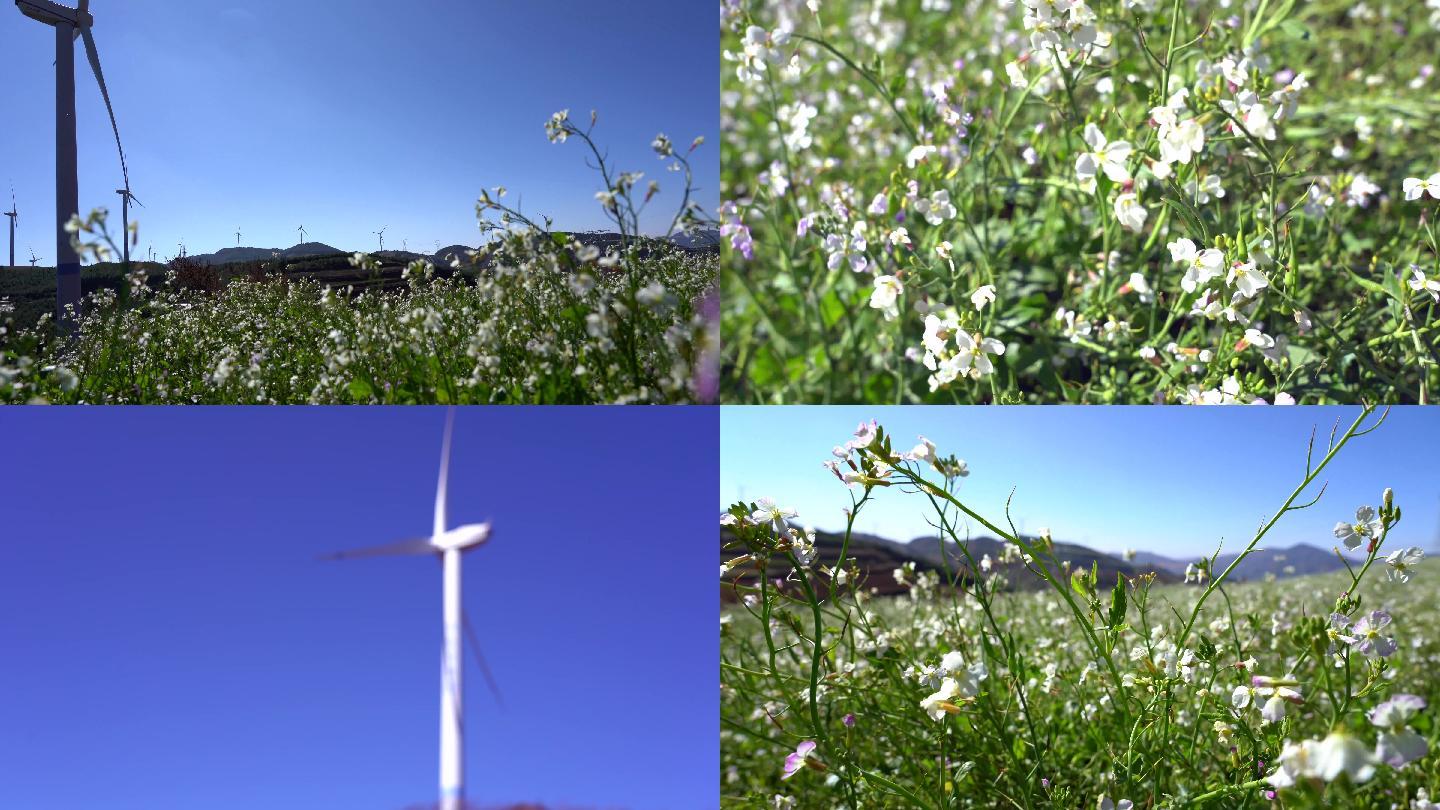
xmin=0 ymin=406 xmax=718 ymax=810
xmin=0 ymin=0 xmax=717 ymax=263
xmin=721 ymin=407 xmax=1440 ymax=559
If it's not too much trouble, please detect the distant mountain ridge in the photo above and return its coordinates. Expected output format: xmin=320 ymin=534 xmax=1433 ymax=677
xmin=189 ymin=242 xmax=344 ymax=266
xmin=186 ymin=229 xmax=717 ymax=268
xmin=721 ymin=529 xmax=1183 ymax=600
xmin=721 ymin=530 xmax=1355 ymax=601
xmin=1130 ymin=543 xmax=1352 ymax=581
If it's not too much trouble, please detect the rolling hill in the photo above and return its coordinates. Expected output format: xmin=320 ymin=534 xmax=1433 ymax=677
xmin=721 ymin=529 xmax=1182 ymax=601
xmin=188 ymin=242 xmax=344 ymax=266
xmin=721 ymin=529 xmax=1371 ymax=602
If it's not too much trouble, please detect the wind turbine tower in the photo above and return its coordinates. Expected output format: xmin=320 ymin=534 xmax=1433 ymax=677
xmin=297 ymin=224 xmax=306 ymax=243
xmin=323 ymin=409 xmax=495 ymax=810
xmin=375 ymin=226 xmax=386 ymax=252
xmin=4 ymin=190 xmax=15 ymax=269
xmin=29 ymin=248 xmax=40 ymax=267
xmin=15 ymin=0 xmax=131 ymax=327
xmin=114 ymin=186 xmax=141 ymax=265
xmin=236 ymin=227 xmax=241 ymax=247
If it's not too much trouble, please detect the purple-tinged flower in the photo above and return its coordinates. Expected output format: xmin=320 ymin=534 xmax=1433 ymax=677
xmin=782 ymin=740 xmax=816 ymax=780
xmin=1349 ymin=610 xmax=1398 ymax=658
xmin=842 ymin=713 xmax=856 ymax=727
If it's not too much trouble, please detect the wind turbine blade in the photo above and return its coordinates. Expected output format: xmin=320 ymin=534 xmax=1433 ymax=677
xmin=318 ymin=537 xmax=434 ymax=561
xmin=434 ymin=408 xmax=455 ymax=538
xmin=129 ymin=193 xmax=144 ymax=208
xmin=461 ymin=611 xmax=505 ymax=709
xmin=78 ymin=22 xmax=129 ymax=193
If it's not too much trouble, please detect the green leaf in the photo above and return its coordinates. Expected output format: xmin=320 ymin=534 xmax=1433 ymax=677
xmin=1108 ymin=575 xmax=1127 ymax=628
xmin=347 ymin=379 xmax=373 ymax=401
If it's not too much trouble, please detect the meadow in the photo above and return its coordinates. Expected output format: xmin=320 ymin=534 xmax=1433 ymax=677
xmin=720 ymin=0 xmax=1440 ymax=403
xmin=720 ymin=407 xmax=1439 ymax=808
xmin=0 ymin=113 xmax=717 ymax=404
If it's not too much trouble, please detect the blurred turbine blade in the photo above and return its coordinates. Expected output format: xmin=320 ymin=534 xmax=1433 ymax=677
xmin=78 ymin=22 xmax=129 ymax=193
xmin=462 ymin=611 xmax=504 ymax=710
xmin=318 ymin=538 xmax=433 ymax=561
xmin=434 ymin=407 xmax=455 ymax=538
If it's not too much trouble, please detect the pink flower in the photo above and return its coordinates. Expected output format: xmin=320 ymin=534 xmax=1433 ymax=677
xmin=782 ymin=740 xmax=817 ymax=780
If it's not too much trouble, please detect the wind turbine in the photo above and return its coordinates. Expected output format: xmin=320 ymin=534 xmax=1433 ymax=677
xmin=322 ymin=409 xmax=499 ymax=810
xmin=374 ymin=226 xmax=386 ymax=252
xmin=235 ymin=227 xmax=241 ymax=247
xmin=297 ymin=224 xmax=306 ymax=243
xmin=15 ymin=0 xmax=131 ymax=327
xmin=114 ymin=186 xmax=141 ymax=265
xmin=28 ymin=248 xmax=40 ymax=267
xmin=4 ymin=189 xmax=15 ymax=269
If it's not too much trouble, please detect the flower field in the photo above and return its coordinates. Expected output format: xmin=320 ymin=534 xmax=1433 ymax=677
xmin=720 ymin=0 xmax=1440 ymax=403
xmin=0 ymin=113 xmax=717 ymax=404
xmin=721 ymin=408 xmax=1439 ymax=808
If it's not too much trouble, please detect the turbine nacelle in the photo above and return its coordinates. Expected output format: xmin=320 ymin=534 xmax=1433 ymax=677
xmin=15 ymin=0 xmax=88 ymax=28
xmin=431 ymin=521 xmax=492 ymax=553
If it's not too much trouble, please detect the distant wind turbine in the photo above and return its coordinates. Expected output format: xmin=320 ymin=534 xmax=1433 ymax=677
xmin=28 ymin=247 xmax=40 ymax=267
xmin=4 ymin=188 xmax=16 ymax=269
xmin=297 ymin=224 xmax=306 ymax=243
xmin=322 ymin=409 xmax=500 ymax=810
xmin=374 ymin=226 xmax=386 ymax=252
xmin=235 ymin=227 xmax=241 ymax=247
xmin=15 ymin=0 xmax=132 ymax=327
xmin=114 ymin=186 xmax=141 ymax=264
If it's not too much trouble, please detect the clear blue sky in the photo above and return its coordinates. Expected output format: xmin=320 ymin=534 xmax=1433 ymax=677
xmin=0 ymin=0 xmax=717 ymax=263
xmin=0 ymin=406 xmax=718 ymax=810
xmin=721 ymin=407 xmax=1440 ymax=559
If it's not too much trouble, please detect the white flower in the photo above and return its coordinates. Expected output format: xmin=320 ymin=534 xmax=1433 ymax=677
xmin=904 ymin=436 xmax=938 ymax=465
xmin=905 ymin=144 xmax=939 ymax=168
xmin=751 ymin=497 xmax=798 ymax=535
xmin=970 ymin=285 xmax=997 ymax=312
xmin=1333 ymin=505 xmax=1383 ymax=551
xmin=1184 ymin=174 xmax=1225 ymax=205
xmin=1266 ymin=739 xmax=1318 ymax=788
xmin=870 ymin=275 xmax=903 ymax=321
xmin=1168 ymin=238 xmax=1225 ymax=292
xmin=1409 ymin=268 xmax=1440 ymax=302
xmin=921 ymin=678 xmax=961 ymax=720
xmin=1260 ymin=694 xmax=1288 ymax=724
xmin=1403 ymin=173 xmax=1440 ymax=200
xmin=1113 ymin=192 xmax=1147 ymax=232
xmin=915 ymin=190 xmax=957 ymax=225
xmin=1158 ymin=117 xmax=1205 ymax=165
xmin=1227 ymin=260 xmax=1269 ymax=299
xmin=1075 ymin=123 xmax=1132 ymax=192
xmin=1385 ymin=547 xmax=1424 ymax=582
xmin=1097 ymin=798 xmax=1133 ymax=810
xmin=954 ymin=331 xmax=1007 ymax=378
xmin=1126 ymin=272 xmax=1154 ymax=303
xmin=1311 ymin=731 xmax=1377 ymax=783
xmin=1369 ymin=694 xmax=1429 ymax=768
